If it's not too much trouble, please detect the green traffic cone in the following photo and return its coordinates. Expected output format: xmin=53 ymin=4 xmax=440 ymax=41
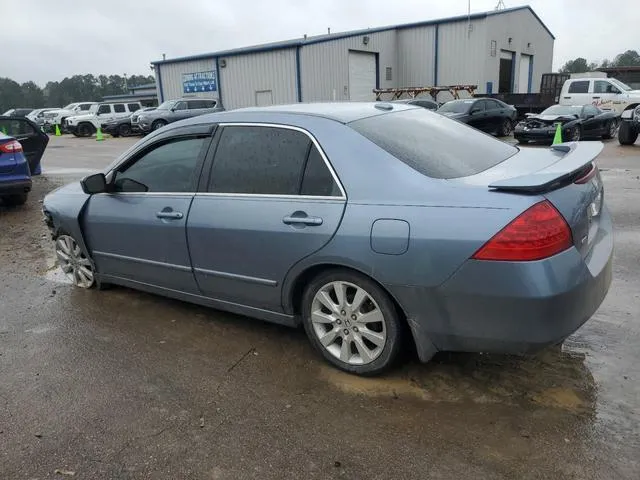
xmin=552 ymin=123 xmax=563 ymax=145
xmin=1 ymin=126 xmax=7 ymax=135
xmin=55 ymin=124 xmax=61 ymax=136
xmin=96 ymin=127 xmax=104 ymax=141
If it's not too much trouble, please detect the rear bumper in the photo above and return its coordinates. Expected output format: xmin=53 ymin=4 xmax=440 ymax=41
xmin=0 ymin=178 xmax=32 ymax=196
xmin=389 ymin=208 xmax=614 ymax=361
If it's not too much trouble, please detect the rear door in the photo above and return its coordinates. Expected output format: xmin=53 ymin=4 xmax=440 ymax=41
xmin=0 ymin=117 xmax=47 ymax=173
xmin=187 ymin=123 xmax=346 ymax=312
xmin=562 ymin=80 xmax=590 ymax=106
xmin=112 ymin=103 xmax=129 ymax=120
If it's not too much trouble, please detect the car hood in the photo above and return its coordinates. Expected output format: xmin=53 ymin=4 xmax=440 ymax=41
xmin=521 ymin=114 xmax=578 ymax=126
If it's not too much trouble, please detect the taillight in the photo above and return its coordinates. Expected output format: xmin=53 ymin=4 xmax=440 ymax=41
xmin=472 ymin=200 xmax=572 ymax=261
xmin=0 ymin=140 xmax=23 ymax=153
xmin=573 ymin=162 xmax=597 ymax=184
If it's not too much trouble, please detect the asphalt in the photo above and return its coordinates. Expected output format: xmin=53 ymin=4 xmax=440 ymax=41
xmin=0 ymin=134 xmax=639 ymax=479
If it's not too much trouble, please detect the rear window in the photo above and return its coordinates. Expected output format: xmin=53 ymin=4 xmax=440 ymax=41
xmin=349 ymin=109 xmax=518 ymax=179
xmin=568 ymin=81 xmax=589 ymax=94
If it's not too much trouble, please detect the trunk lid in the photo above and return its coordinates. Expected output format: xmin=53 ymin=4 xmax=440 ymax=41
xmin=453 ymin=142 xmax=605 ymax=258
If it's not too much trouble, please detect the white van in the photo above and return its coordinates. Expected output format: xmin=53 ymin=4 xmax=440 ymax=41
xmin=559 ymin=77 xmax=640 ymax=114
xmin=64 ymin=102 xmax=142 ymax=137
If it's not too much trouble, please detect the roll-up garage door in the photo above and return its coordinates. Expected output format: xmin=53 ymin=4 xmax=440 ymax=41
xmin=348 ymin=51 xmax=377 ymax=101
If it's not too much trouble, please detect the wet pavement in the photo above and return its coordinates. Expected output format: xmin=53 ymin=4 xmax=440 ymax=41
xmin=1 ymin=136 xmax=639 ymax=479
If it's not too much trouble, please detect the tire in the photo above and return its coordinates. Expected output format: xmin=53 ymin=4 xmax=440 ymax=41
xmin=499 ymin=119 xmax=514 ymax=137
xmin=2 ymin=193 xmax=28 ymax=206
xmin=77 ymin=123 xmax=95 ymax=138
xmin=301 ymin=269 xmax=404 ymax=375
xmin=515 ymin=136 xmax=529 ymax=144
xmin=54 ymin=233 xmax=96 ymax=289
xmin=118 ymin=123 xmax=132 ymax=137
xmin=618 ymin=121 xmax=639 ymax=145
xmin=151 ymin=120 xmax=167 ymax=131
xmin=602 ymin=119 xmax=619 ymax=140
xmin=567 ymin=126 xmax=581 ymax=142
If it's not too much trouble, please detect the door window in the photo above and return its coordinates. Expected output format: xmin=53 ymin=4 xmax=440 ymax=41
xmin=114 ymin=136 xmax=208 ymax=193
xmin=209 ymin=126 xmax=312 ymax=195
xmin=471 ymin=100 xmax=486 ymax=113
xmin=187 ymin=100 xmax=206 ymax=109
xmin=594 ymin=80 xmax=620 ymax=94
xmin=0 ymin=119 xmax=36 ymax=136
xmin=113 ymin=104 xmax=126 ymax=113
xmin=568 ymin=81 xmax=589 ymax=94
xmin=300 ymin=146 xmax=341 ymax=197
xmin=97 ymin=105 xmax=111 ymax=115
xmin=487 ymin=100 xmax=504 ymax=110
xmin=79 ymin=104 xmax=93 ymax=111
xmin=174 ymin=102 xmax=188 ymax=111
xmin=128 ymin=104 xmax=141 ymax=112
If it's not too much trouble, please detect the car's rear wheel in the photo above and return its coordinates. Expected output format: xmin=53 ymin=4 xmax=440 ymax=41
xmin=602 ymin=119 xmax=618 ymax=139
xmin=151 ymin=120 xmax=167 ymax=131
xmin=618 ymin=121 xmax=639 ymax=145
xmin=77 ymin=123 xmax=95 ymax=138
xmin=302 ymin=269 xmax=403 ymax=375
xmin=55 ymin=234 xmax=95 ymax=289
xmin=2 ymin=193 xmax=28 ymax=206
xmin=499 ymin=119 xmax=514 ymax=137
xmin=118 ymin=123 xmax=132 ymax=136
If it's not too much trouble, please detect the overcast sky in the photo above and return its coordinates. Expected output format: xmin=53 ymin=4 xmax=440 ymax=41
xmin=3 ymin=0 xmax=639 ymax=85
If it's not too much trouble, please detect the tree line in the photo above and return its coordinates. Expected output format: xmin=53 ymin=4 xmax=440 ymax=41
xmin=559 ymin=49 xmax=640 ymax=74
xmin=0 ymin=74 xmax=155 ymax=113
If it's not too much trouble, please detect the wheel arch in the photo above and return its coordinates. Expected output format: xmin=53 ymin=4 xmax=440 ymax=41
xmin=622 ymin=103 xmax=639 ymax=112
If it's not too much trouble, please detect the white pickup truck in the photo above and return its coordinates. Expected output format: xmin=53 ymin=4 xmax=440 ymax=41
xmin=559 ymin=77 xmax=640 ymax=144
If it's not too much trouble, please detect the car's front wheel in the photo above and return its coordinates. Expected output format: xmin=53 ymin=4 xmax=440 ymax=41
xmin=118 ymin=123 xmax=132 ymax=136
xmin=567 ymin=126 xmax=582 ymax=142
xmin=55 ymin=234 xmax=95 ymax=288
xmin=302 ymin=269 xmax=403 ymax=375
xmin=76 ymin=123 xmax=95 ymax=138
xmin=602 ymin=119 xmax=619 ymax=139
xmin=151 ymin=120 xmax=167 ymax=131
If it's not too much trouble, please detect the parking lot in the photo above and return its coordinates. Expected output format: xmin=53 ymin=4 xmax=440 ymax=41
xmin=1 ymin=135 xmax=639 ymax=479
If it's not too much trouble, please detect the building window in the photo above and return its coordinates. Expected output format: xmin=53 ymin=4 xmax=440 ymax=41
xmin=490 ymin=40 xmax=497 ymax=57
xmin=386 ymin=67 xmax=392 ymax=81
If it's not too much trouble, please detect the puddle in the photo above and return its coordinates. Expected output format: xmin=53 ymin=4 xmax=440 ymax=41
xmin=25 ymin=324 xmax=57 ymax=334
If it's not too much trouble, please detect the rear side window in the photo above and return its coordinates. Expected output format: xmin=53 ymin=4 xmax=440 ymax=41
xmin=0 ymin=119 xmax=36 ymax=136
xmin=568 ymin=81 xmax=589 ymax=94
xmin=349 ymin=109 xmax=518 ymax=179
xmin=202 ymin=100 xmax=216 ymax=108
xmin=128 ymin=104 xmax=141 ymax=112
xmin=113 ymin=104 xmax=125 ymax=113
xmin=301 ymin=146 xmax=341 ymax=197
xmin=187 ymin=100 xmax=204 ymax=109
xmin=209 ymin=126 xmax=311 ymax=195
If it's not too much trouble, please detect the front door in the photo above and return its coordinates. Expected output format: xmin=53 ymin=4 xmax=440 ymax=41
xmin=187 ymin=124 xmax=346 ymax=312
xmin=467 ymin=100 xmax=489 ymax=131
xmin=592 ymin=80 xmax=620 ymax=111
xmin=581 ymin=105 xmax=603 ymax=137
xmin=83 ymin=131 xmax=212 ymax=293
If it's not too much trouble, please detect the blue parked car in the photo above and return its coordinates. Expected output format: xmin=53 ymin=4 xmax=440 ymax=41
xmin=0 ymin=116 xmax=48 ymax=205
xmin=42 ymin=103 xmax=612 ymax=375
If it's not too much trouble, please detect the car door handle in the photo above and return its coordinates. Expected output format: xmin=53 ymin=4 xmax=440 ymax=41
xmin=593 ymin=96 xmax=601 ymax=99
xmin=563 ymin=96 xmax=571 ymax=99
xmin=156 ymin=211 xmax=183 ymax=220
xmin=283 ymin=214 xmax=323 ymax=226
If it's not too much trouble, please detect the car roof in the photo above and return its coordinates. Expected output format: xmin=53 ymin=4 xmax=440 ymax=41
xmin=217 ymin=102 xmax=417 ymax=124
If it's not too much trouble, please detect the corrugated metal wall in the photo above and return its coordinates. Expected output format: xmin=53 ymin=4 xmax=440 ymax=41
xmin=437 ymin=19 xmax=488 ymax=99
xmin=484 ymin=9 xmax=554 ymax=94
xmin=397 ymin=26 xmax=436 ymax=88
xmin=157 ymin=58 xmax=219 ymax=102
xmin=300 ymin=30 xmax=397 ymax=102
xmin=219 ymin=49 xmax=298 ymax=109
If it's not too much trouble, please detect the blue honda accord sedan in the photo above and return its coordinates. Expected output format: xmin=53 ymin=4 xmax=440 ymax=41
xmin=42 ymin=103 xmax=613 ymax=375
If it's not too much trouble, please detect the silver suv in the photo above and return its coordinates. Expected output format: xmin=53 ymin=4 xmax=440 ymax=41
xmin=135 ymin=98 xmax=223 ymax=132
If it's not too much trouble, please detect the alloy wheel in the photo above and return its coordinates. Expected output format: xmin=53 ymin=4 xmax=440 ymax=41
xmin=55 ymin=235 xmax=94 ymax=288
xmin=310 ymin=281 xmax=387 ymax=365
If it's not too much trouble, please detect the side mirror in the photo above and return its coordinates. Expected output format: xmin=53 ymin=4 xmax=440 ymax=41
xmin=81 ymin=173 xmax=107 ymax=194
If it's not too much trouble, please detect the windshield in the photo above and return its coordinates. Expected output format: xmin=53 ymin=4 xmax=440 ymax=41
xmin=63 ymin=103 xmax=79 ymax=110
xmin=610 ymin=78 xmax=632 ymax=91
xmin=438 ymin=100 xmax=474 ymax=114
xmin=157 ymin=101 xmax=176 ymax=110
xmin=349 ymin=109 xmax=518 ymax=179
xmin=542 ymin=105 xmax=582 ymax=116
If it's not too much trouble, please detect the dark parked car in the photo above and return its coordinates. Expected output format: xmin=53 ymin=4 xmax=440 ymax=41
xmin=102 ymin=107 xmax=156 ymax=137
xmin=2 ymin=108 xmax=34 ymax=118
xmin=43 ymin=103 xmax=612 ymax=375
xmin=391 ymin=98 xmax=439 ymax=111
xmin=438 ymin=98 xmax=517 ymax=136
xmin=514 ymin=104 xmax=620 ymax=144
xmin=0 ymin=116 xmax=49 ymax=205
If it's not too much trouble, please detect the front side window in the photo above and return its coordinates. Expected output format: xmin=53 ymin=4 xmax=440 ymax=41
xmin=583 ymin=105 xmax=600 ymax=117
xmin=113 ymin=104 xmax=125 ymax=113
xmin=594 ymin=80 xmax=619 ymax=94
xmin=174 ymin=102 xmax=187 ymax=111
xmin=114 ymin=136 xmax=207 ymax=193
xmin=97 ymin=105 xmax=111 ymax=115
xmin=209 ymin=126 xmax=312 ymax=195
xmin=568 ymin=81 xmax=589 ymax=94
xmin=79 ymin=104 xmax=92 ymax=111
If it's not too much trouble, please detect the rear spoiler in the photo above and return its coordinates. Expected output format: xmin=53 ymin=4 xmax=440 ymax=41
xmin=489 ymin=142 xmax=603 ymax=193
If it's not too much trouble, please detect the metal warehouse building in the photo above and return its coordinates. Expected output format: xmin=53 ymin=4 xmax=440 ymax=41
xmin=152 ymin=5 xmax=554 ymax=109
